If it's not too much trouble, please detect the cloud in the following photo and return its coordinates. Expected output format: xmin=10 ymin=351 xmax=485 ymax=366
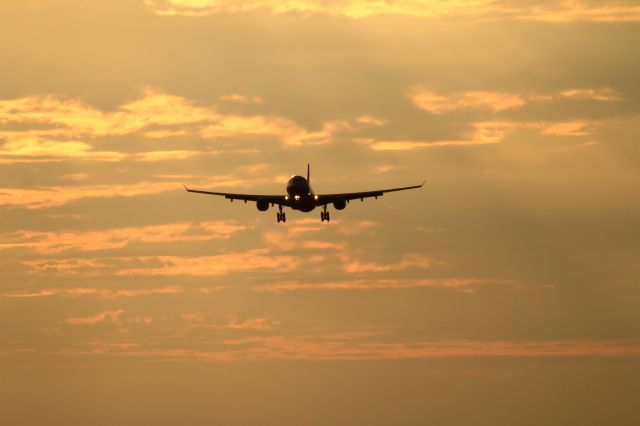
xmin=409 ymin=86 xmax=622 ymax=115
xmin=558 ymin=88 xmax=622 ymax=102
xmin=540 ymin=121 xmax=593 ymax=136
xmin=356 ymin=115 xmax=386 ymax=126
xmin=145 ymin=0 xmax=640 ymax=22
xmin=409 ymin=88 xmax=525 ymax=114
xmin=4 ymin=286 xmax=184 ymax=299
xmin=0 ymin=181 xmax=174 ymax=209
xmin=48 ymin=336 xmax=640 ymax=361
xmin=256 ymin=278 xmax=510 ymax=293
xmin=2 ymin=221 xmax=247 ymax=254
xmin=373 ymin=165 xmax=396 ymax=174
xmin=342 ymin=254 xmax=432 ymax=273
xmin=363 ymin=115 xmax=605 ymax=151
xmin=507 ymin=2 xmax=640 ymax=23
xmin=66 ymin=310 xmax=124 ymax=325
xmin=0 ymin=88 xmax=350 ymax=165
xmin=362 ymin=121 xmax=519 ymax=151
xmin=0 ymin=138 xmax=124 ymax=163
xmin=130 ymin=150 xmax=203 ymax=162
xmin=0 ymin=175 xmax=246 ymax=209
xmin=110 ymin=287 xmax=184 ymax=298
xmin=117 ymin=251 xmax=298 ymax=277
xmin=219 ymin=94 xmax=264 ymax=104
xmin=336 ymin=220 xmax=379 ymax=236
xmin=260 ymin=218 xmax=343 ymax=251
xmin=21 ymin=250 xmax=302 ymax=277
xmin=19 ymin=239 xmax=344 ymax=276
xmin=199 ymin=118 xmax=350 ymax=146
xmin=22 ymin=258 xmax=106 ymax=276
xmin=2 ymin=289 xmax=59 ymax=298
xmin=182 ymin=313 xmax=278 ymax=330
xmin=61 ymin=173 xmax=90 ymax=181
xmin=303 ymin=240 xmax=346 ymax=250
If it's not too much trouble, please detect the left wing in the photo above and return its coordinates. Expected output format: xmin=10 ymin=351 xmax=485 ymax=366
xmin=184 ymin=185 xmax=289 ymax=206
xmin=315 ymin=181 xmax=426 ymax=205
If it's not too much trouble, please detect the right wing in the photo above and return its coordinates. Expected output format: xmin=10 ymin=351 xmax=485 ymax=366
xmin=184 ymin=185 xmax=290 ymax=206
xmin=315 ymin=181 xmax=426 ymax=205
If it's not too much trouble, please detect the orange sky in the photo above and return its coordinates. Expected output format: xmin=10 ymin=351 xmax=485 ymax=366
xmin=1 ymin=1 xmax=640 ymax=424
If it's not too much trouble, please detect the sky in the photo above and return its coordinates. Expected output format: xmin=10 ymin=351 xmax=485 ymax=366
xmin=1 ymin=0 xmax=640 ymax=424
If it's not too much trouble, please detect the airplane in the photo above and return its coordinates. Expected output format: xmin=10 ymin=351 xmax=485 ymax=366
xmin=184 ymin=164 xmax=425 ymax=223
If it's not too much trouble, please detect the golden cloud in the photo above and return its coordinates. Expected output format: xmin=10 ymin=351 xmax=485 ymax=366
xmin=373 ymin=165 xmax=396 ymax=174
xmin=303 ymin=240 xmax=346 ymax=250
xmin=409 ymin=86 xmax=622 ymax=116
xmin=145 ymin=0 xmax=640 ymax=22
xmin=541 ymin=121 xmax=594 ymax=136
xmin=219 ymin=94 xmax=264 ymax=104
xmin=66 ymin=310 xmax=124 ymax=325
xmin=0 ymin=138 xmax=124 ymax=163
xmin=2 ymin=221 xmax=246 ymax=254
xmin=47 ymin=335 xmax=640 ymax=361
xmin=20 ymin=251 xmax=298 ymax=277
xmin=21 ymin=249 xmax=302 ymax=277
xmin=117 ymin=251 xmax=299 ymax=277
xmin=363 ymin=116 xmax=605 ymax=151
xmin=559 ymin=88 xmax=622 ymax=102
xmin=0 ymin=88 xmax=348 ymax=164
xmin=364 ymin=121 xmax=519 ymax=151
xmin=356 ymin=115 xmax=386 ymax=126
xmin=2 ymin=289 xmax=59 ymax=298
xmin=409 ymin=88 xmax=526 ymax=114
xmin=0 ymin=175 xmax=247 ymax=209
xmin=182 ymin=313 xmax=278 ymax=330
xmin=342 ymin=254 xmax=432 ymax=273
xmin=4 ymin=286 xmax=184 ymax=299
xmin=256 ymin=277 xmax=509 ymax=293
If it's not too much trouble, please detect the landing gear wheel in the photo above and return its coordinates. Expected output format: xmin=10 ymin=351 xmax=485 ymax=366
xmin=277 ymin=206 xmax=286 ymax=223
xmin=320 ymin=211 xmax=330 ymax=222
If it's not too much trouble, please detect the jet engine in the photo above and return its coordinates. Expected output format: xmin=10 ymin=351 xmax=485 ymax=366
xmin=256 ymin=198 xmax=270 ymax=211
xmin=333 ymin=198 xmax=346 ymax=210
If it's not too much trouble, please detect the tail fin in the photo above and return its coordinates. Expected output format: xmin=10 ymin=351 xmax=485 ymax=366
xmin=307 ymin=163 xmax=310 ymax=184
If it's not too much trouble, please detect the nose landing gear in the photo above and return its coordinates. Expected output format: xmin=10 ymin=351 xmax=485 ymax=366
xmin=320 ymin=205 xmax=330 ymax=222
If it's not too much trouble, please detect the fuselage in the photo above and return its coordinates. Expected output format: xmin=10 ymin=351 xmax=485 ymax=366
xmin=286 ymin=175 xmax=317 ymax=212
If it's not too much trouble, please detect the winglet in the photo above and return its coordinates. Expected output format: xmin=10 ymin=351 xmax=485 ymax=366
xmin=307 ymin=163 xmax=311 ymax=184
xmin=420 ymin=180 xmax=426 ymax=187
xmin=183 ymin=184 xmax=189 ymax=191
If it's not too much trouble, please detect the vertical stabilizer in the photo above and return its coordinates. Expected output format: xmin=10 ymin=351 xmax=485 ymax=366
xmin=307 ymin=163 xmax=310 ymax=184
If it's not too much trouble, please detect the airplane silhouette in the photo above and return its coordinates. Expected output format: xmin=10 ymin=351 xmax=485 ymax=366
xmin=184 ymin=164 xmax=425 ymax=223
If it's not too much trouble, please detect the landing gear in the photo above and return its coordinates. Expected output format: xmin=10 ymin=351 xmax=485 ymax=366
xmin=276 ymin=205 xmax=286 ymax=223
xmin=320 ymin=205 xmax=330 ymax=222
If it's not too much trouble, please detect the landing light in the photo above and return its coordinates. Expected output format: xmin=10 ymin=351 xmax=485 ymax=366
xmin=294 ymin=195 xmax=300 ymax=200
xmin=285 ymin=195 xmax=289 ymax=200
xmin=314 ymin=195 xmax=318 ymax=200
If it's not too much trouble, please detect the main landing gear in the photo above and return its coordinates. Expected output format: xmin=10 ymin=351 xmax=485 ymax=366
xmin=320 ymin=205 xmax=330 ymax=222
xmin=276 ymin=205 xmax=286 ymax=223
